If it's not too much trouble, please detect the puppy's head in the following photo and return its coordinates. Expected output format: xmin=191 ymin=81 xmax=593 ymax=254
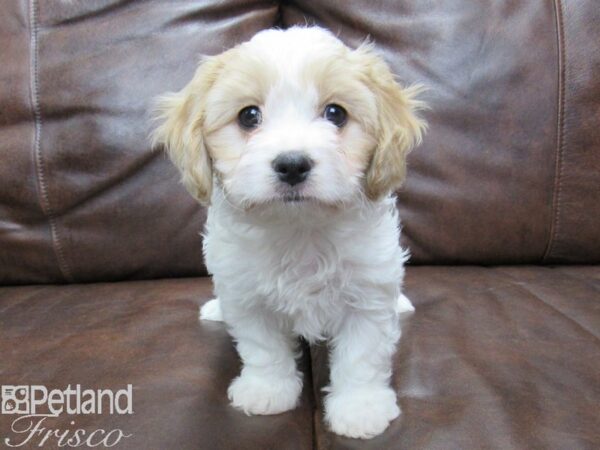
xmin=152 ymin=27 xmax=426 ymax=208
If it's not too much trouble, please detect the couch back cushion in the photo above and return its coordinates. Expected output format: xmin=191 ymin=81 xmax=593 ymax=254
xmin=1 ymin=0 xmax=599 ymax=284
xmin=283 ymin=0 xmax=600 ymax=265
xmin=1 ymin=0 xmax=278 ymax=284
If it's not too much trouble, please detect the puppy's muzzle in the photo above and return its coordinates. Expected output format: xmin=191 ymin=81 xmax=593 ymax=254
xmin=272 ymin=151 xmax=313 ymax=186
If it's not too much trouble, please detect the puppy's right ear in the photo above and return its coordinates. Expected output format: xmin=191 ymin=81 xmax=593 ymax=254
xmin=151 ymin=56 xmax=224 ymax=205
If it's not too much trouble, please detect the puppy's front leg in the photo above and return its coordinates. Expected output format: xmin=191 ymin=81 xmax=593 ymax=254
xmin=226 ymin=308 xmax=303 ymax=415
xmin=325 ymin=310 xmax=401 ymax=439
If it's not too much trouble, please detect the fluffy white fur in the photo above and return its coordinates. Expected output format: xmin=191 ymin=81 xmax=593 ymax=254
xmin=153 ymin=26 xmax=425 ymax=439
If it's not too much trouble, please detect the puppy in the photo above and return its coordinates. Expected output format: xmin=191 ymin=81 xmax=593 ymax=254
xmin=152 ymin=26 xmax=425 ymax=439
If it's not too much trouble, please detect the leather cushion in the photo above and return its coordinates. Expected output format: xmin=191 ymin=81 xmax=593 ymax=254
xmin=282 ymin=0 xmax=600 ymax=264
xmin=0 ymin=277 xmax=315 ymax=449
xmin=2 ymin=267 xmax=598 ymax=448
xmin=310 ymin=266 xmax=600 ymax=449
xmin=2 ymin=1 xmax=599 ymax=285
xmin=0 ymin=0 xmax=278 ymax=284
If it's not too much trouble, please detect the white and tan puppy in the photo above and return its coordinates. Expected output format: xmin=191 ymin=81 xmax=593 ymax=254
xmin=153 ymin=26 xmax=425 ymax=439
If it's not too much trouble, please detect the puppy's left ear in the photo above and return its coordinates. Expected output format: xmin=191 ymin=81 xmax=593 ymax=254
xmin=357 ymin=46 xmax=427 ymax=200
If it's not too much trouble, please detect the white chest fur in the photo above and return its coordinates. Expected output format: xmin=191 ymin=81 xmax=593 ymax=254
xmin=204 ymin=191 xmax=407 ymax=341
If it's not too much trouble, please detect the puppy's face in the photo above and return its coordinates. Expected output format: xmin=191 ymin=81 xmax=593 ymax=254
xmin=153 ymin=27 xmax=425 ymax=209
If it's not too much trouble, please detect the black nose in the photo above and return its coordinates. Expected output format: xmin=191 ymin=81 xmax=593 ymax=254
xmin=272 ymin=152 xmax=313 ymax=186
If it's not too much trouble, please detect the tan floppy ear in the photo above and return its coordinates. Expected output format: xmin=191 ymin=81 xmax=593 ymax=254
xmin=151 ymin=56 xmax=224 ymax=205
xmin=357 ymin=46 xmax=427 ymax=200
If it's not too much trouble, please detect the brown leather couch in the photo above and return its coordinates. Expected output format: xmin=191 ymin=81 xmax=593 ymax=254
xmin=1 ymin=1 xmax=599 ymax=449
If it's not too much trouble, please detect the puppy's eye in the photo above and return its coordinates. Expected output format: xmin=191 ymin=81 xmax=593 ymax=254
xmin=323 ymin=104 xmax=347 ymax=128
xmin=238 ymin=106 xmax=262 ymax=129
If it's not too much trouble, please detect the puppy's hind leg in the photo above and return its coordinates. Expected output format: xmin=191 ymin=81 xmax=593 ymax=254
xmin=396 ymin=293 xmax=415 ymax=314
xmin=200 ymin=298 xmax=223 ymax=322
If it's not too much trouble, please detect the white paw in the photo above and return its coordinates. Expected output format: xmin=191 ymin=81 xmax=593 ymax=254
xmin=396 ymin=294 xmax=415 ymax=314
xmin=325 ymin=386 xmax=400 ymax=439
xmin=227 ymin=372 xmax=302 ymax=415
xmin=199 ymin=298 xmax=223 ymax=322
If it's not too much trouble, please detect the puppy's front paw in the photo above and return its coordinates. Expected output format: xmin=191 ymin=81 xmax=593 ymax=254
xmin=324 ymin=386 xmax=400 ymax=439
xmin=199 ymin=298 xmax=223 ymax=322
xmin=228 ymin=372 xmax=302 ymax=415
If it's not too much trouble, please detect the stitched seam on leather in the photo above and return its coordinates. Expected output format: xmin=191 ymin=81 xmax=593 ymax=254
xmin=29 ymin=0 xmax=73 ymax=282
xmin=543 ymin=0 xmax=566 ymax=262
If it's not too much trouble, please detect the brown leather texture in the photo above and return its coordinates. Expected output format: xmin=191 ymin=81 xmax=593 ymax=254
xmin=0 ymin=0 xmax=279 ymax=285
xmin=2 ymin=0 xmax=600 ymax=285
xmin=0 ymin=277 xmax=315 ymax=450
xmin=2 ymin=3 xmax=599 ymax=449
xmin=311 ymin=266 xmax=600 ymax=449
xmin=1 ymin=267 xmax=598 ymax=449
xmin=282 ymin=0 xmax=600 ymax=264
xmin=541 ymin=0 xmax=600 ymax=263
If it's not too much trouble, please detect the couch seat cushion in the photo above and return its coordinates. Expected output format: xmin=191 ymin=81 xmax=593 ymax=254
xmin=311 ymin=266 xmax=600 ymax=449
xmin=2 ymin=267 xmax=598 ymax=449
xmin=0 ymin=278 xmax=314 ymax=449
